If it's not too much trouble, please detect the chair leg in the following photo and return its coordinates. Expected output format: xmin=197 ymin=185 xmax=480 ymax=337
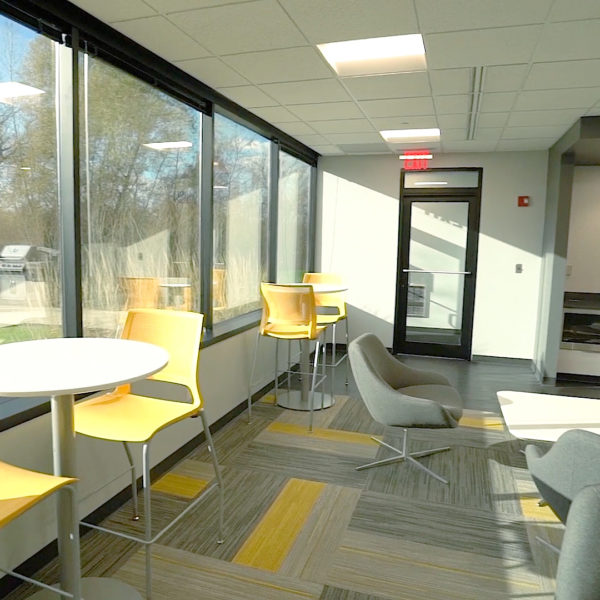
xmin=123 ymin=441 xmax=140 ymax=521
xmin=200 ymin=410 xmax=225 ymax=544
xmin=247 ymin=331 xmax=260 ymax=423
xmin=287 ymin=339 xmax=292 ymax=393
xmin=142 ymin=443 xmax=152 ymax=600
xmin=274 ymin=338 xmax=279 ymax=400
xmin=344 ymin=317 xmax=350 ymax=387
xmin=321 ymin=336 xmax=326 ymax=409
xmin=309 ymin=339 xmax=320 ymax=433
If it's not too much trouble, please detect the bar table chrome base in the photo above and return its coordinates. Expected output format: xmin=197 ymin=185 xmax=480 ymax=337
xmin=28 ymin=577 xmax=143 ymax=599
xmin=276 ymin=390 xmax=335 ymax=411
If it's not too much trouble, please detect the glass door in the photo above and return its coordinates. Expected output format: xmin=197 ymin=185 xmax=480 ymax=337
xmin=393 ymin=169 xmax=481 ymax=359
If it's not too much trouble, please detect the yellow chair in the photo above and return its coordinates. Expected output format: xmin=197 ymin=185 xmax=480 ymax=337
xmin=74 ymin=309 xmax=224 ymax=600
xmin=302 ymin=272 xmax=350 ymax=388
xmin=247 ymin=283 xmax=327 ymax=431
xmin=0 ymin=461 xmax=78 ymax=597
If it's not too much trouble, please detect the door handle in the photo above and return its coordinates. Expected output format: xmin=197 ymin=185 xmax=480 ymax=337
xmin=402 ymin=269 xmax=471 ymax=275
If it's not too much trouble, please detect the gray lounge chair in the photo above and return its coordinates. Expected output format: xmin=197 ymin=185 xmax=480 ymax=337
xmin=348 ymin=333 xmax=463 ymax=484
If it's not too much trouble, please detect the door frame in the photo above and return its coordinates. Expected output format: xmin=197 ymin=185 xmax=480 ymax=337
xmin=393 ymin=167 xmax=482 ymax=359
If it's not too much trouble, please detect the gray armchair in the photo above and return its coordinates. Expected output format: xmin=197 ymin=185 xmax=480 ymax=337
xmin=555 ymin=484 xmax=600 ymax=600
xmin=348 ymin=333 xmax=463 ymax=484
xmin=525 ymin=428 xmax=600 ymax=522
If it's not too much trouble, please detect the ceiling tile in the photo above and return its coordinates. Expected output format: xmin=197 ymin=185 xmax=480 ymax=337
xmin=359 ymin=97 xmax=435 ymax=118
xmin=260 ymin=79 xmax=350 ymax=104
xmin=217 ymin=85 xmax=278 ymax=107
xmin=223 ymin=47 xmax=332 ymax=84
xmin=475 ymin=127 xmax=503 ymax=140
xmin=525 ymin=60 xmax=600 ymax=90
xmin=442 ymin=129 xmax=466 ymax=141
xmin=274 ymin=122 xmax=316 ymax=135
xmin=496 ymin=139 xmax=554 ymax=150
xmin=549 ymin=0 xmax=600 ymax=22
xmin=437 ymin=114 xmax=468 ymax=128
xmin=279 ymin=0 xmax=418 ymax=43
xmin=434 ymin=94 xmax=470 ymax=114
xmin=338 ymin=142 xmax=391 ymax=153
xmin=309 ymin=119 xmax=375 ymax=134
xmin=72 ymin=0 xmax=156 ymax=22
xmin=342 ymin=72 xmax=430 ymax=101
xmin=480 ymin=92 xmax=516 ymax=112
xmin=370 ymin=115 xmax=439 ymax=129
xmin=534 ymin=21 xmax=600 ymax=62
xmin=502 ymin=125 xmax=569 ymax=139
xmin=478 ymin=112 xmax=509 ymax=127
xmin=429 ymin=68 xmax=472 ymax=95
xmin=425 ymin=26 xmax=541 ymax=69
xmin=145 ymin=0 xmax=229 ymax=12
xmin=288 ymin=102 xmax=364 ymax=121
xmin=324 ymin=132 xmax=384 ymax=145
xmin=416 ymin=0 xmax=551 ymax=33
xmin=485 ymin=65 xmax=529 ymax=92
xmin=507 ymin=109 xmax=583 ymax=127
xmin=169 ymin=0 xmax=305 ymax=54
xmin=176 ymin=58 xmax=248 ymax=87
xmin=294 ymin=133 xmax=330 ymax=147
xmin=441 ymin=140 xmax=497 ymax=152
xmin=251 ymin=106 xmax=298 ymax=122
xmin=311 ymin=144 xmax=343 ymax=155
xmin=515 ymin=88 xmax=600 ymax=110
xmin=113 ymin=16 xmax=209 ymax=61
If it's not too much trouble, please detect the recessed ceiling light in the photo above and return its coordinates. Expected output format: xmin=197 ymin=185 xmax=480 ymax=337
xmin=317 ymin=34 xmax=426 ymax=77
xmin=143 ymin=141 xmax=192 ymax=150
xmin=0 ymin=82 xmax=45 ymax=102
xmin=380 ymin=128 xmax=440 ymax=143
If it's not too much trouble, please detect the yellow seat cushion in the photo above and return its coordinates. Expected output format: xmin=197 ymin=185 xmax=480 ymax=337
xmin=75 ymin=388 xmax=199 ymax=443
xmin=262 ymin=323 xmax=327 ymax=340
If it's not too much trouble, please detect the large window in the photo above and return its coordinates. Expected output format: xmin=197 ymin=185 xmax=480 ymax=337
xmin=277 ymin=151 xmax=311 ymax=282
xmin=80 ymin=55 xmax=201 ymax=337
xmin=212 ymin=114 xmax=269 ymax=322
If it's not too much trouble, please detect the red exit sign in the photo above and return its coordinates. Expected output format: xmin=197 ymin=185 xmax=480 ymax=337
xmin=402 ymin=150 xmax=430 ymax=170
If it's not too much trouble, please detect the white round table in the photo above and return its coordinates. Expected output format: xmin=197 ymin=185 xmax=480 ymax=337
xmin=0 ymin=337 xmax=169 ymax=600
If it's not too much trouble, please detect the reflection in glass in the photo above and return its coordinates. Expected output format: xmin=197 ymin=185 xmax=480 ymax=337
xmin=406 ymin=201 xmax=468 ymax=345
xmin=277 ymin=152 xmax=310 ymax=282
xmin=80 ymin=55 xmax=201 ymax=337
xmin=212 ymin=114 xmax=269 ymax=322
xmin=0 ymin=16 xmax=62 ymax=345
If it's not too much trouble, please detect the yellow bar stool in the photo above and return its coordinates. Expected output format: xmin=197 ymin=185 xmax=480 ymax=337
xmin=302 ymin=272 xmax=350 ymax=390
xmin=0 ymin=461 xmax=78 ymax=598
xmin=74 ymin=309 xmax=224 ymax=600
xmin=247 ymin=283 xmax=327 ymax=431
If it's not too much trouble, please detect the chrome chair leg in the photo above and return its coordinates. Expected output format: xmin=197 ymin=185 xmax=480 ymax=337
xmin=331 ymin=322 xmax=337 ymax=399
xmin=142 ymin=443 xmax=152 ymax=599
xmin=247 ymin=331 xmax=260 ymax=423
xmin=309 ymin=339 xmax=320 ymax=433
xmin=274 ymin=338 xmax=279 ymax=401
xmin=287 ymin=340 xmax=292 ymax=393
xmin=344 ymin=317 xmax=350 ymax=387
xmin=123 ymin=441 xmax=140 ymax=521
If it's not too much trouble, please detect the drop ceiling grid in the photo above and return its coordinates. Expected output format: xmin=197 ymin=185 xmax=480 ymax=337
xmin=67 ymin=0 xmax=600 ymax=154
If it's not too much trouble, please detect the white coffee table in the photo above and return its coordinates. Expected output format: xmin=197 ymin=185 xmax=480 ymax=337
xmin=0 ymin=337 xmax=169 ymax=600
xmin=497 ymin=390 xmax=600 ymax=442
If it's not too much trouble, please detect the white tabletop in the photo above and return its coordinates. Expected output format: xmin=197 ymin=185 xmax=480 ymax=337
xmin=0 ymin=337 xmax=169 ymax=397
xmin=497 ymin=390 xmax=600 ymax=442
xmin=310 ymin=283 xmax=347 ymax=294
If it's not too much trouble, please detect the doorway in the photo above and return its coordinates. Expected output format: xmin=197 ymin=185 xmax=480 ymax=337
xmin=393 ymin=168 xmax=482 ymax=359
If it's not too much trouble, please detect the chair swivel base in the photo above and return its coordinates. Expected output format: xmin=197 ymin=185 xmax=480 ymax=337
xmin=356 ymin=435 xmax=451 ymax=484
xmin=275 ymin=389 xmax=335 ymax=411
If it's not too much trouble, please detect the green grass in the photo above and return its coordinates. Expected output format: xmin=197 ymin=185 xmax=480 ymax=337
xmin=0 ymin=323 xmax=62 ymax=344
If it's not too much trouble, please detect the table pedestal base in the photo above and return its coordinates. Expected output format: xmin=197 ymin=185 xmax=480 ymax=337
xmin=276 ymin=390 xmax=335 ymax=411
xmin=28 ymin=577 xmax=142 ymax=600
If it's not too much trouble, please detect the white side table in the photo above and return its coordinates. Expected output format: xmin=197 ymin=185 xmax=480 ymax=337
xmin=0 ymin=337 xmax=169 ymax=600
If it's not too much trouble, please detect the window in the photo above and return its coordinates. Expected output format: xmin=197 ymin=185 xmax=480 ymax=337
xmin=277 ymin=152 xmax=311 ymax=282
xmin=212 ymin=114 xmax=269 ymax=322
xmin=80 ymin=55 xmax=201 ymax=337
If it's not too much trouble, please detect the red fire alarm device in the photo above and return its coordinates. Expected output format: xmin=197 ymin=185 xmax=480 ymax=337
xmin=518 ymin=195 xmax=530 ymax=207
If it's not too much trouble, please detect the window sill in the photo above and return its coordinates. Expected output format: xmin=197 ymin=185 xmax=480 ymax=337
xmin=201 ymin=309 xmax=261 ymax=348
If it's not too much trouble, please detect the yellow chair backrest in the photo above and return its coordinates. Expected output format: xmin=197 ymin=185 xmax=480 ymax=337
xmin=260 ymin=283 xmax=318 ymax=339
xmin=302 ymin=272 xmax=346 ymax=319
xmin=121 ymin=308 xmax=204 ymax=408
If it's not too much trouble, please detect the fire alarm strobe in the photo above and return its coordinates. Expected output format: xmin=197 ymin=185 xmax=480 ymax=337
xmin=518 ymin=195 xmax=530 ymax=207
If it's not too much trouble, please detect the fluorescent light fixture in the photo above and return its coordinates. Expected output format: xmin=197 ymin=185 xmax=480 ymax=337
xmin=19 ymin=167 xmax=31 ymax=171
xmin=414 ymin=181 xmax=448 ymax=186
xmin=381 ymin=128 xmax=440 ymax=143
xmin=399 ymin=153 xmax=432 ymax=160
xmin=0 ymin=82 xmax=45 ymax=102
xmin=213 ymin=185 xmax=228 ymax=190
xmin=317 ymin=34 xmax=426 ymax=77
xmin=143 ymin=141 xmax=192 ymax=150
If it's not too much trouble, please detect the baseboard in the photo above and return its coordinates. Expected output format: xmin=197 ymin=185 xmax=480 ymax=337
xmin=0 ymin=376 xmax=279 ymax=597
xmin=556 ymin=372 xmax=600 ymax=385
xmin=472 ymin=355 xmax=534 ymax=368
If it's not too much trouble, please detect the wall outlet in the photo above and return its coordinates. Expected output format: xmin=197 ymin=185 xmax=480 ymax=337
xmin=515 ymin=263 xmax=523 ymax=273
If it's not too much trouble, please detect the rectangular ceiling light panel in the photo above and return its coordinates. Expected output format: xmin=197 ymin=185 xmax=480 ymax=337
xmin=380 ymin=128 xmax=440 ymax=143
xmin=318 ymin=34 xmax=426 ymax=77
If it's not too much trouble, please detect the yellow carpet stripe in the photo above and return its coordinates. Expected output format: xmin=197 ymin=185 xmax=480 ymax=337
xmin=152 ymin=473 xmax=208 ymax=499
xmin=267 ymin=422 xmax=380 ymax=445
xmin=459 ymin=415 xmax=504 ymax=431
xmin=519 ymin=495 xmax=561 ymax=522
xmin=233 ymin=478 xmax=326 ymax=572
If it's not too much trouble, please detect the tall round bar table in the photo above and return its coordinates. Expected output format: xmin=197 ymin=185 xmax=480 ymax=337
xmin=0 ymin=337 xmax=169 ymax=600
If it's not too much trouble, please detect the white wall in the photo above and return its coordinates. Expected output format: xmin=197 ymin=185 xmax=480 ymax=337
xmin=0 ymin=327 xmax=286 ymax=572
xmin=565 ymin=166 xmax=600 ymax=292
xmin=318 ymin=151 xmax=548 ymax=359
